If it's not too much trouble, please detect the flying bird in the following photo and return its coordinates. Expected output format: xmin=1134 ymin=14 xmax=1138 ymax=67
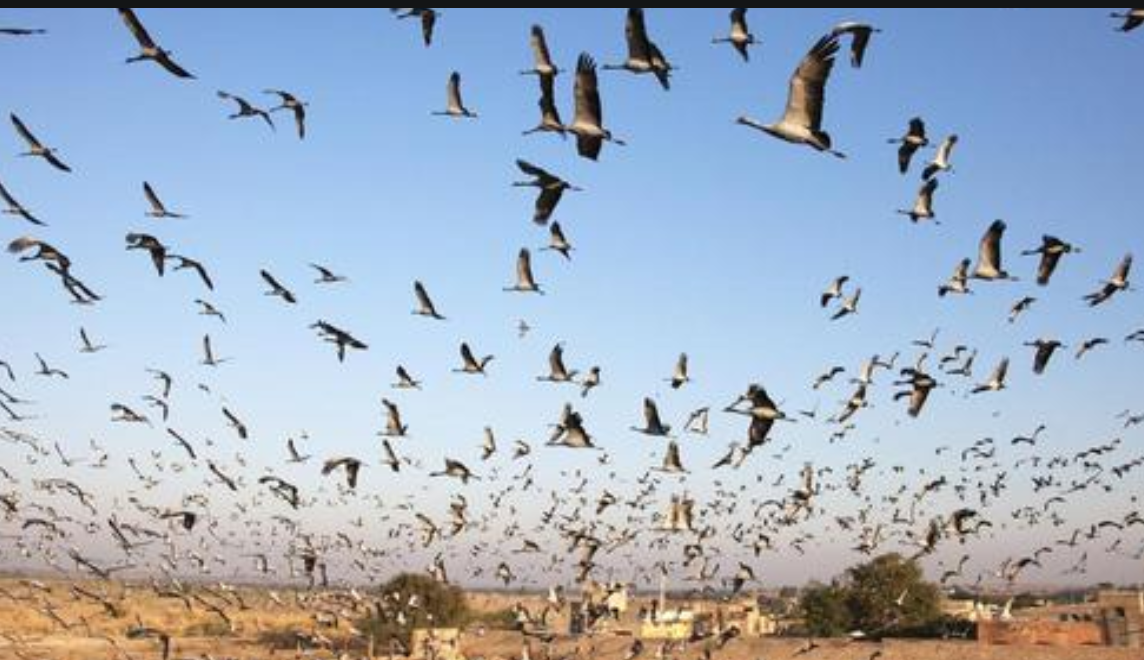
xmin=311 ymin=320 xmax=368 ymax=362
xmin=971 ymin=357 xmax=1008 ymax=394
xmin=454 ymin=342 xmax=493 ymax=376
xmin=1026 ymin=339 xmax=1064 ymax=375
xmin=412 ymin=280 xmax=445 ymax=319
xmin=514 ymin=160 xmax=580 ymax=225
xmin=1022 ymin=235 xmax=1079 ymax=286
xmin=0 ymin=178 xmax=45 ymax=225
xmin=922 ymin=134 xmax=958 ymax=180
xmin=79 ymin=328 xmax=107 ymax=354
xmin=0 ymin=27 xmax=46 ymax=36
xmin=897 ymin=178 xmax=938 ymax=223
xmin=169 ymin=255 xmax=213 ymax=290
xmin=820 ymin=275 xmax=850 ymax=307
xmin=603 ymin=8 xmax=675 ymax=90
xmin=938 ymin=258 xmax=971 ymax=297
xmin=712 ymin=8 xmax=756 ymax=62
xmin=264 ymin=89 xmax=308 ymax=139
xmin=260 ymin=269 xmax=297 ymax=304
xmin=737 ymin=34 xmax=845 ymax=158
xmin=668 ymin=353 xmax=690 ymax=389
xmin=632 ymin=397 xmax=671 ymax=436
xmin=200 ymin=334 xmax=229 ymax=367
xmin=142 ymin=182 xmax=186 ymax=219
xmin=125 ymin=233 xmax=168 ymax=276
xmin=972 ymin=220 xmax=1016 ymax=281
xmin=391 ymin=8 xmax=437 ymax=47
xmin=433 ymin=72 xmax=477 ymax=118
xmin=1111 ymin=8 xmax=1144 ymax=32
xmin=541 ymin=222 xmax=574 ymax=260
xmin=217 ymin=91 xmax=276 ymax=130
xmin=504 ymin=248 xmax=544 ymax=294
xmin=523 ymin=70 xmax=566 ymax=138
xmin=569 ymin=53 xmax=625 ymax=160
xmin=222 ymin=406 xmax=248 ymax=439
xmin=310 ymin=263 xmax=347 ymax=284
xmin=118 ymin=8 xmax=195 ymax=78
xmin=322 ymin=457 xmax=362 ymax=489
xmin=1083 ymin=254 xmax=1132 ymax=306
xmin=430 ymin=458 xmax=479 ymax=484
xmin=520 ymin=24 xmax=560 ymax=77
xmin=888 ymin=117 xmax=928 ymax=174
xmin=10 ymin=113 xmax=71 ymax=172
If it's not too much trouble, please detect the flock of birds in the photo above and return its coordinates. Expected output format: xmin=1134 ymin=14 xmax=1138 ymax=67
xmin=1 ymin=8 xmax=1143 ymax=659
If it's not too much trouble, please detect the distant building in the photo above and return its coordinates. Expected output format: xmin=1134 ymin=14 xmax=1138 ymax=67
xmin=976 ymin=590 xmax=1143 ymax=648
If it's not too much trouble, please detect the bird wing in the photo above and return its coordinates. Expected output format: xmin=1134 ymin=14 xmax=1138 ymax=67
xmin=143 ymin=182 xmax=165 ymax=213
xmin=573 ymin=53 xmax=602 ymax=129
xmin=9 ymin=113 xmax=39 ymax=148
xmin=1114 ymin=253 xmax=1133 ymax=282
xmin=421 ymin=10 xmax=435 ymax=46
xmin=414 ymin=280 xmax=437 ymax=314
xmin=515 ymin=159 xmax=549 ymax=180
xmin=625 ymin=8 xmax=653 ymax=63
xmin=118 ymin=8 xmax=157 ymax=49
xmin=154 ymin=51 xmax=194 ymax=79
xmin=446 ymin=71 xmax=464 ymax=112
xmin=534 ymin=186 xmax=564 ymax=224
xmin=781 ymin=35 xmax=839 ymax=133
xmin=977 ymin=220 xmax=1006 ymax=274
xmin=531 ymin=24 xmax=554 ymax=70
xmin=516 ymin=249 xmax=535 ymax=286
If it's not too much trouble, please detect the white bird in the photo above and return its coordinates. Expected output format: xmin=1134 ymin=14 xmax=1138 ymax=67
xmin=922 ymin=134 xmax=958 ymax=180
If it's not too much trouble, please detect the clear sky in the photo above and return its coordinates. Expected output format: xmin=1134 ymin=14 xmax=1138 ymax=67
xmin=1 ymin=9 xmax=1142 ymax=589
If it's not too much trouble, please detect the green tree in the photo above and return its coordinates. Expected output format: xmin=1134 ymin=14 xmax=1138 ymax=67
xmin=360 ymin=573 xmax=470 ymax=649
xmin=800 ymin=582 xmax=852 ymax=636
xmin=799 ymin=554 xmax=943 ymax=638
xmin=843 ymin=553 xmax=942 ymax=635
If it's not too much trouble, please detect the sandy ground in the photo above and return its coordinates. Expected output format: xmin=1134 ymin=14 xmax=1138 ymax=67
xmin=1 ymin=630 xmax=1141 ymax=660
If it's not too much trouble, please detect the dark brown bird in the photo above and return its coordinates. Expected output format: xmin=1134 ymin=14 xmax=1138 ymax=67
xmin=125 ymin=233 xmax=168 ymax=276
xmin=322 ymin=456 xmax=362 ymax=489
xmin=1022 ymin=235 xmax=1079 ymax=286
xmin=888 ymin=117 xmax=928 ymax=174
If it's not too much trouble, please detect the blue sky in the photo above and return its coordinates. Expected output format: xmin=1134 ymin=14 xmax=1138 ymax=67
xmin=1 ymin=9 xmax=1142 ymax=588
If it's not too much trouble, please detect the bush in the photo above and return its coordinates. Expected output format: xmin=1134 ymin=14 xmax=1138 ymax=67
xmin=800 ymin=582 xmax=852 ymax=637
xmin=358 ymin=573 xmax=470 ymax=649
